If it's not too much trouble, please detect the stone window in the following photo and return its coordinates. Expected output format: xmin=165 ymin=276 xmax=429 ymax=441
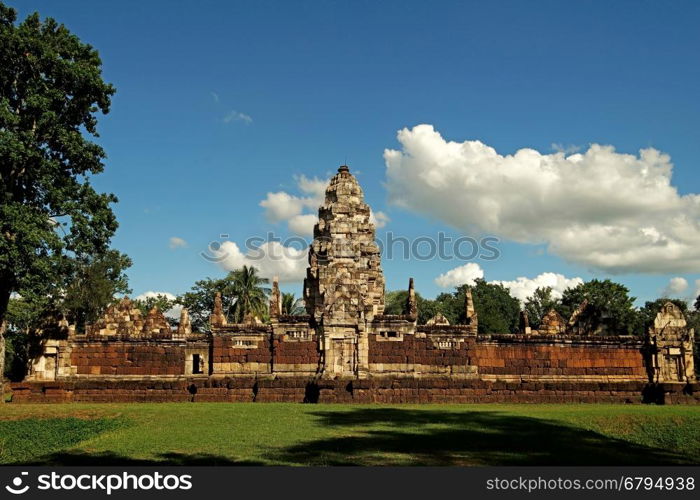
xmin=286 ymin=330 xmax=310 ymax=340
xmin=379 ymin=331 xmax=400 ymax=339
xmin=233 ymin=339 xmax=257 ymax=347
xmin=192 ymin=354 xmax=203 ymax=374
xmin=438 ymin=340 xmax=456 ymax=349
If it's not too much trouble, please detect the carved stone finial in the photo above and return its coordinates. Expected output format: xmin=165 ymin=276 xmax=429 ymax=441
xmin=209 ymin=292 xmax=227 ymax=327
xmin=462 ymin=287 xmax=478 ymax=333
xmin=177 ymin=308 xmax=192 ymax=336
xmin=405 ymin=277 xmax=417 ymax=318
xmin=539 ymin=309 xmax=566 ymax=335
xmin=465 ymin=287 xmax=476 ymax=319
xmin=270 ymin=276 xmax=282 ymax=318
xmin=426 ymin=312 xmax=450 ymax=326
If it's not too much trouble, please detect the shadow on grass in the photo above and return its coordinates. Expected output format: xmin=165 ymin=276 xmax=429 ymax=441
xmin=28 ymin=451 xmax=263 ymax=466
xmin=267 ymin=408 xmax=696 ymax=466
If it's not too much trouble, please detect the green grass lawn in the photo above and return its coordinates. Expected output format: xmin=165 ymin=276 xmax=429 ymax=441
xmin=1 ymin=403 xmax=699 ymax=466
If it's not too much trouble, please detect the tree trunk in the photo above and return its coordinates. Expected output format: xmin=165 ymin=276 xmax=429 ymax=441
xmin=0 ymin=285 xmax=11 ymax=404
xmin=0 ymin=320 xmax=5 ymax=403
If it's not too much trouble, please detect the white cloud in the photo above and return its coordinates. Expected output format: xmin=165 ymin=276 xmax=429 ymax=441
xmin=435 ymin=262 xmax=484 ymax=288
xmin=434 ymin=262 xmax=582 ymax=303
xmin=663 ymin=276 xmax=689 ymax=296
xmin=296 ymin=175 xmax=327 ymax=201
xmin=260 ymin=191 xmax=305 ymax=222
xmin=134 ymin=291 xmax=182 ymax=319
xmin=288 ymin=214 xmax=318 ymax=237
xmin=168 ymin=236 xmax=188 ymax=249
xmin=223 ymin=110 xmax=252 ymax=124
xmin=384 ymin=124 xmax=700 ymax=274
xmin=213 ymin=241 xmax=307 ymax=283
xmin=370 ymin=210 xmax=390 ymax=229
xmin=491 ymin=272 xmax=584 ymax=303
xmin=260 ymin=174 xmax=389 ymax=236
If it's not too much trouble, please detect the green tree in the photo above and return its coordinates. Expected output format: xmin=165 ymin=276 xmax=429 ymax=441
xmin=61 ymin=250 xmax=131 ymax=329
xmin=466 ymin=279 xmax=521 ymax=334
xmin=177 ymin=276 xmax=234 ymax=333
xmin=132 ymin=293 xmax=175 ymax=325
xmin=227 ymin=266 xmax=270 ymax=323
xmin=384 ymin=290 xmax=441 ymax=325
xmin=177 ymin=267 xmax=270 ymax=331
xmin=0 ymin=3 xmax=118 ymax=397
xmin=433 ymin=280 xmax=520 ymax=333
xmin=281 ymin=292 xmax=305 ymax=316
xmin=434 ymin=291 xmax=461 ymax=325
xmin=524 ymin=286 xmax=562 ymax=329
xmin=560 ymin=279 xmax=638 ymax=335
xmin=3 ymin=294 xmax=53 ymax=380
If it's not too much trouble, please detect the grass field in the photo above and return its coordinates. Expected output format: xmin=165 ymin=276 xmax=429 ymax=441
xmin=1 ymin=403 xmax=699 ymax=466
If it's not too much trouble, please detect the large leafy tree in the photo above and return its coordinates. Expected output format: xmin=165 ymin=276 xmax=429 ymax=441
xmin=133 ymin=293 xmax=175 ymax=319
xmin=523 ymin=286 xmax=562 ymax=329
xmin=384 ymin=289 xmax=441 ymax=325
xmin=465 ymin=279 xmax=520 ymax=334
xmin=177 ymin=267 xmax=270 ymax=331
xmin=177 ymin=276 xmax=234 ymax=333
xmin=433 ymin=280 xmax=520 ymax=333
xmin=0 ymin=4 xmax=118 ymax=396
xmin=61 ymin=250 xmax=131 ymax=329
xmin=560 ymin=279 xmax=638 ymax=335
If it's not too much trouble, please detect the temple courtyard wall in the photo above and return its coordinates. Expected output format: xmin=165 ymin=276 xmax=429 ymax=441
xmin=10 ymin=377 xmax=700 ymax=404
xmin=10 ymin=331 xmax=699 ymax=404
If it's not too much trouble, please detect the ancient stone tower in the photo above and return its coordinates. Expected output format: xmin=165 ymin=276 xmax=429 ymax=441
xmin=303 ymin=165 xmax=385 ymax=376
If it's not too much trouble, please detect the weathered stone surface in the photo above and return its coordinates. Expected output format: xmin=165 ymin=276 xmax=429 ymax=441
xmin=647 ymin=302 xmax=695 ymax=383
xmin=209 ymin=292 xmax=227 ymax=327
xmin=538 ymin=309 xmax=566 ymax=335
xmin=303 ymin=165 xmax=385 ymax=324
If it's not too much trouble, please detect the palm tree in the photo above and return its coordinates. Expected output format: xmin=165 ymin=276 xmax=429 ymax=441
xmin=226 ymin=266 xmax=270 ymax=323
xmin=281 ymin=292 xmax=305 ymax=315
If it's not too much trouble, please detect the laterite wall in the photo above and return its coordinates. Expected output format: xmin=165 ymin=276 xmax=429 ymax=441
xmin=369 ymin=334 xmax=646 ymax=379
xmin=9 ymin=378 xmax=700 ymax=404
xmin=70 ymin=341 xmax=187 ymax=376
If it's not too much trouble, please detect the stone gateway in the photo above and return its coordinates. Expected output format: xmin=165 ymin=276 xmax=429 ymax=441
xmin=11 ymin=167 xmax=698 ymax=404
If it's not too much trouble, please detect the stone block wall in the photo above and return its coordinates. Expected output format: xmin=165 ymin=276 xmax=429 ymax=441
xmin=368 ymin=333 xmax=647 ymax=381
xmin=273 ymin=335 xmax=321 ymax=374
xmin=211 ymin=335 xmax=272 ymax=375
xmin=369 ymin=334 xmax=473 ymax=375
xmin=10 ymin=377 xmax=700 ymax=404
xmin=70 ymin=341 xmax=188 ymax=377
xmin=472 ymin=341 xmax=646 ymax=379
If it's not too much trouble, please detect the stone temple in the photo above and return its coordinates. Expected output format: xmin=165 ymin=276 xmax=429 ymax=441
xmin=11 ymin=166 xmax=698 ymax=403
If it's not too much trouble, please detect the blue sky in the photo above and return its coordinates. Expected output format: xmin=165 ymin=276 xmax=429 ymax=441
xmin=16 ymin=0 xmax=700 ymax=305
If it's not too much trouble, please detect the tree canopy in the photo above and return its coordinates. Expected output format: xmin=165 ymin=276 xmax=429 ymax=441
xmin=1 ymin=3 xmax=121 ymax=393
xmin=560 ymin=279 xmax=638 ymax=335
xmin=177 ymin=266 xmax=270 ymax=331
xmin=523 ymin=286 xmax=562 ymax=330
